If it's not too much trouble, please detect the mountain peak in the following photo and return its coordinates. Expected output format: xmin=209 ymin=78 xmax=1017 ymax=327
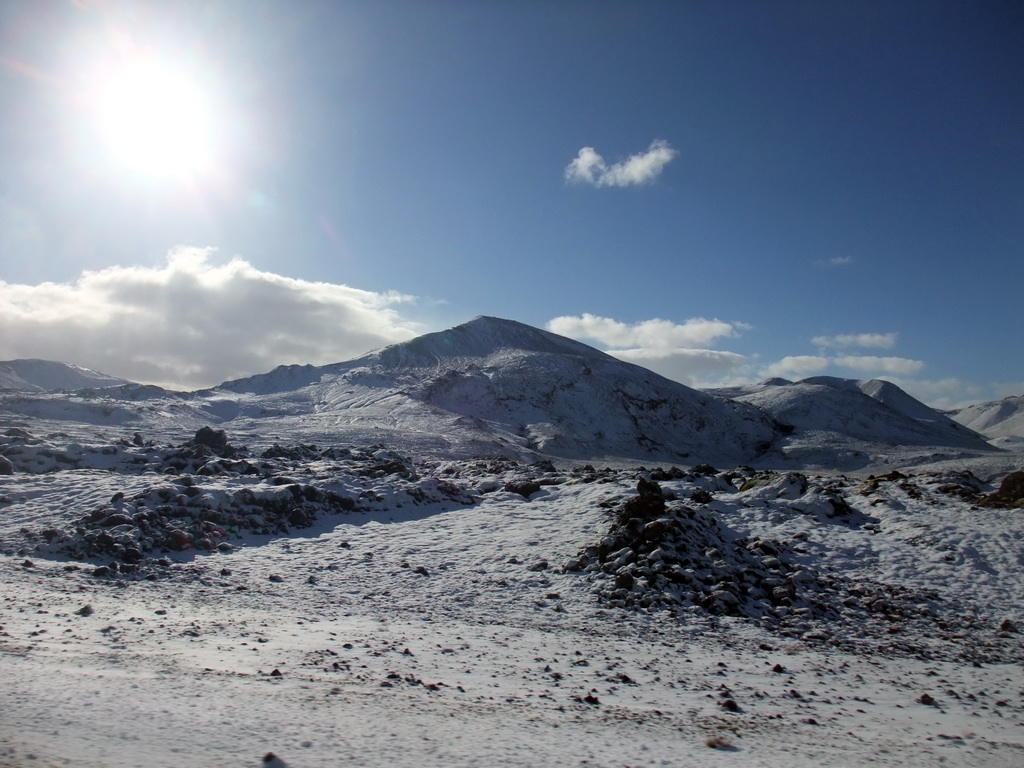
xmin=369 ymin=316 xmax=611 ymax=369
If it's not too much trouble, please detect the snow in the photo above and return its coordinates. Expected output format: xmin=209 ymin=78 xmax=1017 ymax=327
xmin=2 ymin=427 xmax=1023 ymax=767
xmin=1 ymin=318 xmax=1023 ymax=766
xmin=952 ymin=395 xmax=1024 ymax=441
xmin=0 ymin=359 xmax=130 ymax=393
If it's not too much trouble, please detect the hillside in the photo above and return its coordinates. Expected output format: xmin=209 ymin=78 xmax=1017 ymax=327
xmin=951 ymin=395 xmax=1024 ymax=443
xmin=213 ymin=316 xmax=783 ymax=465
xmin=707 ymin=376 xmax=994 ymax=469
xmin=0 ymin=359 xmax=130 ymax=392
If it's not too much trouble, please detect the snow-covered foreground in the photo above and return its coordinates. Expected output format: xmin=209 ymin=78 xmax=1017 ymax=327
xmin=1 ymin=432 xmax=1023 ymax=767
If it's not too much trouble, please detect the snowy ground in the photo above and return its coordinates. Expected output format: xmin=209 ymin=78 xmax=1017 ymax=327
xmin=1 ymin=429 xmax=1023 ymax=767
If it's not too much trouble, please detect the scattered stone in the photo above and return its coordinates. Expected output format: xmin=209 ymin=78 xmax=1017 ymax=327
xmin=76 ymin=604 xmax=94 ymax=617
xmin=705 ymin=735 xmax=733 ymax=750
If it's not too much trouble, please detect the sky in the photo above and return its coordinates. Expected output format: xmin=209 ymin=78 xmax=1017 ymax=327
xmin=0 ymin=0 xmax=1021 ymax=407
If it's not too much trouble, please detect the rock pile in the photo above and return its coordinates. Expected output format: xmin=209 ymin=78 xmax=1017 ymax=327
xmin=565 ymin=477 xmax=806 ymax=619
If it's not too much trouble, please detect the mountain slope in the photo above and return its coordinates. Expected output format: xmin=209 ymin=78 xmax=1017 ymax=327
xmin=951 ymin=395 xmax=1024 ymax=440
xmin=0 ymin=359 xmax=130 ymax=392
xmin=216 ymin=316 xmax=782 ymax=464
xmin=713 ymin=376 xmax=994 ymax=467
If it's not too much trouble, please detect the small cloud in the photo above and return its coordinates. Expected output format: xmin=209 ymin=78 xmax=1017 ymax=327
xmin=812 ymin=332 xmax=897 ymax=349
xmin=564 ymin=140 xmax=677 ymax=187
xmin=834 ymin=355 xmax=924 ymax=376
xmin=609 ymin=348 xmax=747 ymax=387
xmin=760 ymin=355 xmax=830 ymax=379
xmin=828 ymin=256 xmax=854 ymax=266
xmin=0 ymin=247 xmax=422 ymax=389
xmin=547 ymin=313 xmax=745 ymax=349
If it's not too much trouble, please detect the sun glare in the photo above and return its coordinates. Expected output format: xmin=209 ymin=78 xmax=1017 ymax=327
xmin=89 ymin=57 xmax=218 ymax=180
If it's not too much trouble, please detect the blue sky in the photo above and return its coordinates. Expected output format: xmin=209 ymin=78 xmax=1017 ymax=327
xmin=0 ymin=0 xmax=1021 ymax=405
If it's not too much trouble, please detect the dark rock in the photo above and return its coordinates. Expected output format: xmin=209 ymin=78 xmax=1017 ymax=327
xmin=0 ymin=455 xmax=15 ymax=475
xmin=995 ymin=471 xmax=1024 ymax=503
xmin=690 ymin=488 xmax=713 ymax=504
xmin=191 ymin=426 xmax=229 ymax=451
xmin=504 ymin=480 xmax=542 ymax=498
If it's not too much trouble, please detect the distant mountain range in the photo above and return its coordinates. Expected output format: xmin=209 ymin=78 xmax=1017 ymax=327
xmin=0 ymin=317 xmax=1011 ymax=468
xmin=0 ymin=359 xmax=130 ymax=392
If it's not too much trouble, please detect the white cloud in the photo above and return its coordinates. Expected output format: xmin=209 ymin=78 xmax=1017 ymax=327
xmin=812 ymin=332 xmax=898 ymax=349
xmin=547 ymin=313 xmax=744 ymax=350
xmin=829 ymin=256 xmax=853 ymax=266
xmin=608 ymin=348 xmax=747 ymax=387
xmin=0 ymin=247 xmax=422 ymax=390
xmin=760 ymin=355 xmax=830 ymax=379
xmin=833 ymin=355 xmax=924 ymax=376
xmin=564 ymin=140 xmax=677 ymax=187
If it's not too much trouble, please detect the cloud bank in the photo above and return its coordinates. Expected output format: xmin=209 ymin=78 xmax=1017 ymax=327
xmin=547 ymin=313 xmax=749 ymax=386
xmin=546 ymin=313 xmax=937 ymax=397
xmin=0 ymin=248 xmax=421 ymax=390
xmin=547 ymin=313 xmax=743 ymax=349
xmin=812 ymin=332 xmax=897 ymax=349
xmin=564 ymin=140 xmax=677 ymax=187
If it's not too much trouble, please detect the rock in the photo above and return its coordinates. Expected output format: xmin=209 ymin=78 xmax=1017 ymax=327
xmin=0 ymin=455 xmax=14 ymax=475
xmin=76 ymin=604 xmax=94 ymax=617
xmin=190 ymin=426 xmax=230 ymax=453
xmin=917 ymin=692 xmax=937 ymax=706
xmin=690 ymin=488 xmax=713 ymax=504
xmin=995 ymin=471 xmax=1024 ymax=502
xmin=998 ymin=618 xmax=1017 ymax=633
xmin=504 ymin=480 xmax=541 ymax=498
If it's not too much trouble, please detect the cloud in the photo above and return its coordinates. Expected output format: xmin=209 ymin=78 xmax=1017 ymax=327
xmin=547 ymin=313 xmax=745 ymax=349
xmin=811 ymin=332 xmax=897 ymax=349
xmin=0 ymin=247 xmax=422 ymax=390
xmin=828 ymin=256 xmax=853 ymax=266
xmin=760 ymin=355 xmax=830 ymax=379
xmin=833 ymin=355 xmax=924 ymax=376
xmin=564 ymin=140 xmax=677 ymax=187
xmin=608 ymin=348 xmax=747 ymax=387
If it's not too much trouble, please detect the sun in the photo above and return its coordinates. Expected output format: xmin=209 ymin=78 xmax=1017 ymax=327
xmin=89 ymin=55 xmax=218 ymax=180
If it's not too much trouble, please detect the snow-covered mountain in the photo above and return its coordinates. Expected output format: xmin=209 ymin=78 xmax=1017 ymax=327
xmin=707 ymin=375 xmax=994 ymax=467
xmin=0 ymin=359 xmax=130 ymax=392
xmin=216 ymin=316 xmax=782 ymax=464
xmin=951 ymin=394 xmax=1024 ymax=441
xmin=1 ymin=318 xmax=1006 ymax=468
